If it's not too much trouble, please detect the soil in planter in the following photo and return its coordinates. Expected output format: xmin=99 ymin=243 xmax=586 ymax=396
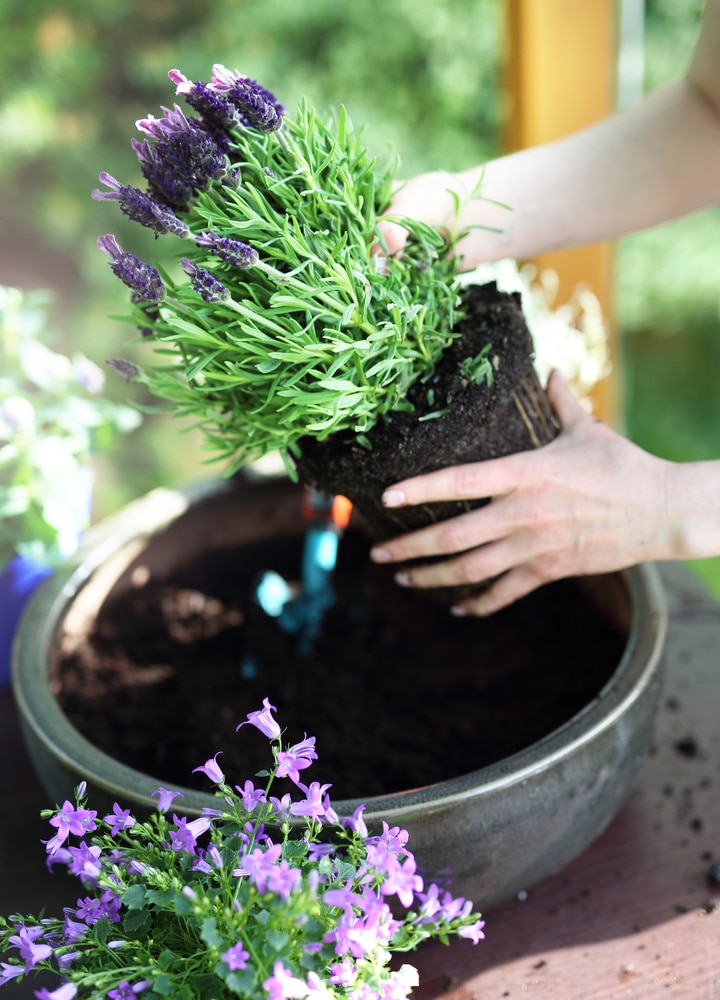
xmin=55 ymin=527 xmax=628 ymax=802
xmin=295 ymin=281 xmax=557 ymax=544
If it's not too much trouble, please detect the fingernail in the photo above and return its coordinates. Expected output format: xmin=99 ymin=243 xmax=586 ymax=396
xmin=394 ymin=572 xmax=413 ymax=588
xmin=370 ymin=546 xmax=391 ymax=563
xmin=382 ymin=489 xmax=405 ymax=508
xmin=450 ymin=605 xmax=468 ymax=617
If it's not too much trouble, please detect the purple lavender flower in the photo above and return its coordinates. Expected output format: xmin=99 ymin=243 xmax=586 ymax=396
xmin=180 ymin=258 xmax=229 ymax=303
xmin=97 ymin=235 xmax=165 ymax=303
xmin=237 ymin=697 xmax=282 ymax=739
xmin=209 ymin=65 xmax=285 ymax=131
xmin=91 ymin=173 xmax=189 ymax=237
xmin=221 ymin=943 xmax=250 ymax=971
xmin=192 ymin=752 xmax=225 ymax=784
xmin=132 ymin=117 xmax=227 ymax=212
xmin=106 ymin=358 xmax=141 ymax=382
xmin=151 ymin=786 xmax=184 ymax=813
xmin=195 ymin=232 xmax=259 ymax=268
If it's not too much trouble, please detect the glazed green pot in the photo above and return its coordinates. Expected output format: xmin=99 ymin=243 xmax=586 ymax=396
xmin=12 ymin=474 xmax=667 ymax=909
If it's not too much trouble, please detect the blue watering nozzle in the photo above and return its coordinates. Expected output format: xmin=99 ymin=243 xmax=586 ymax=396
xmin=252 ymin=488 xmax=352 ymax=656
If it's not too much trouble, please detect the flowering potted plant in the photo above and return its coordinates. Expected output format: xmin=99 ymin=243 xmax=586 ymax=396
xmin=93 ymin=64 xmax=559 ymax=565
xmin=0 ymin=698 xmax=484 ymax=1000
xmin=0 ymin=285 xmax=140 ymax=687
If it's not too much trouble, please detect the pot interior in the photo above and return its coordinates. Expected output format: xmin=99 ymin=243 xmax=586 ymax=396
xmin=51 ymin=476 xmax=631 ymax=802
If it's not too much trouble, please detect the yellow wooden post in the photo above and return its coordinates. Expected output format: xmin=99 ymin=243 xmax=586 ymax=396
xmin=505 ymin=0 xmax=619 ymax=426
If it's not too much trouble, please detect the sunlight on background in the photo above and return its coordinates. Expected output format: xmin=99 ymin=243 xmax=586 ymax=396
xmin=1 ymin=0 xmax=718 ymax=592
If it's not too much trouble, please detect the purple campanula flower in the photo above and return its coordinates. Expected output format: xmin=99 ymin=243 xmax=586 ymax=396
xmin=221 ymin=942 xmax=250 ymax=971
xmin=457 ymin=919 xmax=486 ymax=944
xmin=103 ymin=803 xmax=136 ymax=837
xmin=378 ymin=855 xmax=423 ymax=908
xmin=7 ymin=926 xmax=52 ymax=969
xmin=91 ymin=173 xmax=189 ymax=237
xmin=275 ymin=734 xmax=317 ymax=785
xmin=328 ymin=959 xmax=357 ymax=988
xmin=0 ymin=964 xmax=23 ymax=986
xmin=46 ymin=801 xmax=98 ymax=855
xmin=180 ymin=258 xmax=229 ymax=303
xmin=106 ymin=358 xmax=141 ymax=382
xmin=237 ymin=697 xmax=282 ymax=739
xmin=107 ymin=981 xmax=151 ymax=1000
xmin=235 ymin=779 xmax=265 ymax=812
xmin=97 ymin=235 xmax=165 ymax=303
xmin=269 ymin=792 xmax=293 ymax=821
xmin=152 ymin=786 xmax=184 ymax=813
xmin=195 ymin=232 xmax=258 ymax=268
xmin=169 ymin=814 xmax=212 ymax=855
xmin=289 ymin=782 xmax=331 ymax=822
xmin=341 ymin=804 xmax=368 ymax=839
xmin=34 ymin=984 xmax=78 ymax=1000
xmin=66 ymin=842 xmax=103 ymax=880
xmin=263 ymin=961 xmax=309 ymax=1000
xmin=192 ymin=751 xmax=225 ymax=784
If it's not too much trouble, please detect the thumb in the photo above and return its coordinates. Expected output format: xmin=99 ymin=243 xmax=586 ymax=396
xmin=374 ymin=217 xmax=409 ymax=257
xmin=546 ymin=369 xmax=590 ymax=431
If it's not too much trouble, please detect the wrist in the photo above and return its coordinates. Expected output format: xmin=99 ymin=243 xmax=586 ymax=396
xmin=661 ymin=459 xmax=720 ymax=560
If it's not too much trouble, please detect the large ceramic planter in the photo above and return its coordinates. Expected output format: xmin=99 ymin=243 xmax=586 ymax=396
xmin=12 ymin=473 xmax=667 ymax=909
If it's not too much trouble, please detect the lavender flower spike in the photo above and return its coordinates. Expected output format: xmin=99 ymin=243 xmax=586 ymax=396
xmin=180 ymin=259 xmax=230 ymax=303
xmin=97 ymin=235 xmax=165 ymax=302
xmin=195 ymin=232 xmax=259 ymax=268
xmin=92 ymin=173 xmax=189 ymax=238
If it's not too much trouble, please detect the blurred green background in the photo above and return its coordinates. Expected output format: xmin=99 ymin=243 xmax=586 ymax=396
xmin=1 ymin=0 xmax=718 ymax=592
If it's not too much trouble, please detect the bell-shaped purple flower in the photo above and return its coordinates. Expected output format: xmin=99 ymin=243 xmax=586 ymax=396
xmin=192 ymin=752 xmax=225 ymax=784
xmin=237 ymin=697 xmax=282 ymax=739
xmin=97 ymin=235 xmax=165 ymax=303
xmin=195 ymin=232 xmax=258 ymax=268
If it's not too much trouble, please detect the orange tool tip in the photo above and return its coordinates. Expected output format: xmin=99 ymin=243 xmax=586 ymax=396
xmin=330 ymin=495 xmax=353 ymax=529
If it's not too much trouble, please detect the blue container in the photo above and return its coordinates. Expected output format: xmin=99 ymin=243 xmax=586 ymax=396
xmin=0 ymin=554 xmax=52 ymax=689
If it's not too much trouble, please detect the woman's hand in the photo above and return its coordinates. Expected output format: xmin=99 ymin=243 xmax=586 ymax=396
xmin=370 ymin=371 xmax=682 ymax=616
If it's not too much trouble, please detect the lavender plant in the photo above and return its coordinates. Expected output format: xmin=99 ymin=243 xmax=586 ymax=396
xmin=94 ymin=66 xmax=473 ymax=477
xmin=0 ymin=698 xmax=484 ymax=1000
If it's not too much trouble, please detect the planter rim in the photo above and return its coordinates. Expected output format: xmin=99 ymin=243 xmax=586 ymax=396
xmin=12 ymin=476 xmax=668 ymax=820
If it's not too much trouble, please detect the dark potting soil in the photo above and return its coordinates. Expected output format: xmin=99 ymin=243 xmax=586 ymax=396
xmin=56 ymin=526 xmax=628 ymax=802
xmin=295 ymin=281 xmax=557 ymax=543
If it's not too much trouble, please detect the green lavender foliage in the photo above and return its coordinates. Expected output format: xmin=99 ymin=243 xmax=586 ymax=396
xmin=124 ymin=96 xmax=466 ymax=476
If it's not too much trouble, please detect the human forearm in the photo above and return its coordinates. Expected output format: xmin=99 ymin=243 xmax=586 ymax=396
xmin=663 ymin=459 xmax=720 ymax=561
xmin=449 ymin=77 xmax=720 ymax=266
